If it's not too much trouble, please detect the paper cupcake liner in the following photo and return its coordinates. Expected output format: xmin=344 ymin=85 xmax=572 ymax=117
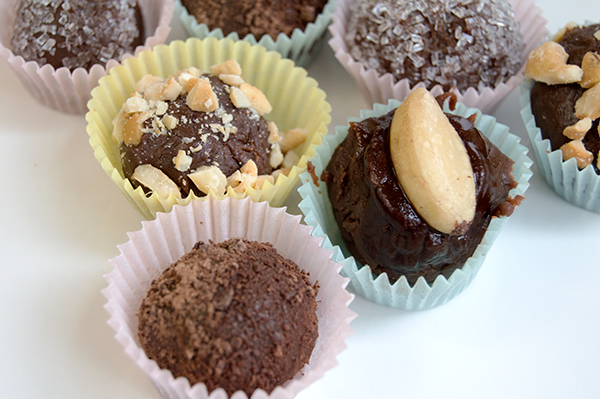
xmin=520 ymin=80 xmax=600 ymax=213
xmin=102 ymin=196 xmax=356 ymax=399
xmin=176 ymin=0 xmax=337 ymax=67
xmin=86 ymin=37 xmax=331 ymax=219
xmin=298 ymin=99 xmax=533 ymax=310
xmin=328 ymin=0 xmax=548 ymax=114
xmin=0 ymin=0 xmax=174 ymax=115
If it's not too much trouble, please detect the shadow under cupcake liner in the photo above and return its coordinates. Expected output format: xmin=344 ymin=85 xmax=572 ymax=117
xmin=176 ymin=0 xmax=337 ymax=67
xmin=103 ymin=196 xmax=356 ymax=399
xmin=520 ymin=80 xmax=600 ymax=213
xmin=327 ymin=0 xmax=548 ymax=114
xmin=298 ymin=100 xmax=533 ymax=310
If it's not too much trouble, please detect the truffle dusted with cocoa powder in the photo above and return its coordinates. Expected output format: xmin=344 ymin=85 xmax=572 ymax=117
xmin=137 ymin=238 xmax=319 ymax=396
xmin=181 ymin=0 xmax=328 ymax=40
xmin=11 ymin=0 xmax=144 ymax=71
xmin=345 ymin=0 xmax=524 ymax=92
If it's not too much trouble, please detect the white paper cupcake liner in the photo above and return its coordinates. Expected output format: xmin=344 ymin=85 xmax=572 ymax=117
xmin=176 ymin=0 xmax=337 ymax=67
xmin=298 ymin=99 xmax=533 ymax=310
xmin=0 ymin=0 xmax=174 ymax=115
xmin=520 ymin=80 xmax=600 ymax=213
xmin=328 ymin=0 xmax=548 ymax=114
xmin=103 ymin=196 xmax=356 ymax=399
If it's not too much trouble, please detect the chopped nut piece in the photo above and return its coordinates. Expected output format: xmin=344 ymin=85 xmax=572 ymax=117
xmin=132 ymin=164 xmax=181 ymax=199
xmin=560 ymin=139 xmax=594 ymax=168
xmin=270 ymin=143 xmax=284 ymax=168
xmin=253 ymin=175 xmax=275 ymax=190
xmin=122 ymin=111 xmax=152 ymax=146
xmin=112 ymin=110 xmax=127 ymax=143
xmin=575 ymin=83 xmax=600 ymax=120
xmin=239 ymin=83 xmax=272 ymax=115
xmin=134 ymin=75 xmax=163 ymax=93
xmin=267 ymin=122 xmax=280 ymax=143
xmin=580 ymin=52 xmax=600 ymax=88
xmin=211 ymin=59 xmax=242 ymax=77
xmin=227 ymin=170 xmax=242 ymax=188
xmin=233 ymin=173 xmax=256 ymax=193
xmin=219 ymin=74 xmax=244 ymax=86
xmin=390 ymin=88 xmax=476 ymax=235
xmin=154 ymin=100 xmax=168 ymax=116
xmin=524 ymin=41 xmax=583 ymax=84
xmin=595 ymin=30 xmax=600 ymax=41
xmin=173 ymin=150 xmax=192 ymax=172
xmin=240 ymin=159 xmax=258 ymax=177
xmin=123 ymin=94 xmax=149 ymax=114
xmin=279 ymin=128 xmax=308 ymax=153
xmin=177 ymin=74 xmax=199 ymax=93
xmin=188 ymin=165 xmax=227 ymax=195
xmin=229 ymin=86 xmax=251 ymax=108
xmin=187 ymin=78 xmax=219 ymax=113
xmin=563 ymin=118 xmax=592 ymax=140
xmin=282 ymin=150 xmax=300 ymax=170
xmin=161 ymin=77 xmax=184 ymax=102
xmin=552 ymin=22 xmax=578 ymax=42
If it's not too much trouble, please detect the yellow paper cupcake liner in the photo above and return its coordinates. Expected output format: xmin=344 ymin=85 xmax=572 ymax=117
xmin=86 ymin=37 xmax=331 ymax=219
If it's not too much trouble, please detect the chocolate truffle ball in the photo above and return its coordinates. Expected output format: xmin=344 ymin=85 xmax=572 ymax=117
xmin=322 ymin=93 xmax=518 ymax=285
xmin=180 ymin=0 xmax=328 ymax=40
xmin=11 ymin=0 xmax=144 ymax=71
xmin=528 ymin=24 xmax=600 ymax=173
xmin=345 ymin=0 xmax=524 ymax=92
xmin=137 ymin=238 xmax=319 ymax=396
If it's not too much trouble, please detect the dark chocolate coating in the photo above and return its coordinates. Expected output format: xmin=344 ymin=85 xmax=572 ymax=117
xmin=322 ymin=110 xmax=516 ymax=285
xmin=345 ymin=0 xmax=524 ymax=92
xmin=11 ymin=0 xmax=144 ymax=71
xmin=137 ymin=238 xmax=319 ymax=396
xmin=121 ymin=75 xmax=273 ymax=197
xmin=181 ymin=0 xmax=327 ymax=40
xmin=530 ymin=24 xmax=600 ymax=173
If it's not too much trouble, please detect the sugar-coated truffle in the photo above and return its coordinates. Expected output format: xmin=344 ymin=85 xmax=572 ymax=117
xmin=345 ymin=0 xmax=524 ymax=92
xmin=180 ymin=0 xmax=328 ymax=40
xmin=11 ymin=0 xmax=144 ymax=71
xmin=114 ymin=60 xmax=308 ymax=198
xmin=526 ymin=23 xmax=600 ymax=173
xmin=137 ymin=238 xmax=319 ymax=396
xmin=322 ymin=91 xmax=519 ymax=285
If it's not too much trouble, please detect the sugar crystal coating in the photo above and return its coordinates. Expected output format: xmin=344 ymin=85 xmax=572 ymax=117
xmin=11 ymin=0 xmax=143 ymax=70
xmin=345 ymin=0 xmax=524 ymax=92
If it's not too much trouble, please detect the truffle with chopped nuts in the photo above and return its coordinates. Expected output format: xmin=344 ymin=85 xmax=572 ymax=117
xmin=344 ymin=0 xmax=524 ymax=92
xmin=526 ymin=23 xmax=600 ymax=172
xmin=137 ymin=238 xmax=319 ymax=396
xmin=180 ymin=0 xmax=328 ymax=40
xmin=11 ymin=0 xmax=144 ymax=71
xmin=114 ymin=60 xmax=308 ymax=198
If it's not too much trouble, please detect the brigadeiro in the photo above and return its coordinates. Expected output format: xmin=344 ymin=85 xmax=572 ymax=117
xmin=298 ymin=90 xmax=532 ymax=309
xmin=328 ymin=0 xmax=548 ymax=112
xmin=520 ymin=22 xmax=600 ymax=212
xmin=0 ymin=0 xmax=174 ymax=114
xmin=137 ymin=238 xmax=319 ymax=396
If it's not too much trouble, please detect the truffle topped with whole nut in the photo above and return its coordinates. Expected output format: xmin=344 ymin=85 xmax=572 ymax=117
xmin=322 ymin=89 xmax=520 ymax=285
xmin=525 ymin=23 xmax=600 ymax=172
xmin=114 ymin=59 xmax=308 ymax=198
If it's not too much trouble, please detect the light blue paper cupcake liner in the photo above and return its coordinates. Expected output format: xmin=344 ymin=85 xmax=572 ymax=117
xmin=298 ymin=99 xmax=533 ymax=310
xmin=176 ymin=0 xmax=337 ymax=67
xmin=520 ymin=80 xmax=600 ymax=213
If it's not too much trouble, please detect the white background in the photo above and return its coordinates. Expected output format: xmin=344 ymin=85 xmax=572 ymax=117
xmin=1 ymin=1 xmax=600 ymax=398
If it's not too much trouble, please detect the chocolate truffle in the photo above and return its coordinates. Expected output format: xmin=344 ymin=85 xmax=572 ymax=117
xmin=137 ymin=238 xmax=319 ymax=396
xmin=322 ymin=90 xmax=519 ymax=285
xmin=113 ymin=60 xmax=308 ymax=198
xmin=11 ymin=0 xmax=144 ymax=71
xmin=180 ymin=0 xmax=328 ymax=40
xmin=345 ymin=0 xmax=524 ymax=92
xmin=526 ymin=23 xmax=600 ymax=173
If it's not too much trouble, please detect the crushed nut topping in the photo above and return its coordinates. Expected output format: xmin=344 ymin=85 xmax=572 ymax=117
xmin=239 ymin=83 xmax=272 ymax=115
xmin=187 ymin=77 xmax=219 ymax=112
xmin=574 ymin=83 xmax=600 ymax=120
xmin=133 ymin=165 xmax=182 ymax=199
xmin=580 ymin=52 xmax=600 ymax=89
xmin=524 ymin=41 xmax=583 ymax=85
xmin=211 ymin=59 xmax=242 ymax=77
xmin=279 ymin=128 xmax=308 ymax=153
xmin=188 ymin=165 xmax=228 ymax=195
xmin=560 ymin=139 xmax=594 ymax=169
xmin=563 ymin=118 xmax=592 ymax=140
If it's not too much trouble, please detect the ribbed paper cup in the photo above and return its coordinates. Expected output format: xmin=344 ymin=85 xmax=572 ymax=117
xmin=520 ymin=80 xmax=600 ymax=213
xmin=102 ymin=196 xmax=355 ymax=399
xmin=328 ymin=0 xmax=548 ymax=114
xmin=0 ymin=0 xmax=174 ymax=115
xmin=298 ymin=99 xmax=533 ymax=310
xmin=176 ymin=0 xmax=337 ymax=67
xmin=86 ymin=37 xmax=331 ymax=219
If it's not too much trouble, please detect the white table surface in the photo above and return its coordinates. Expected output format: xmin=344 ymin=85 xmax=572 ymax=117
xmin=1 ymin=1 xmax=600 ymax=398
